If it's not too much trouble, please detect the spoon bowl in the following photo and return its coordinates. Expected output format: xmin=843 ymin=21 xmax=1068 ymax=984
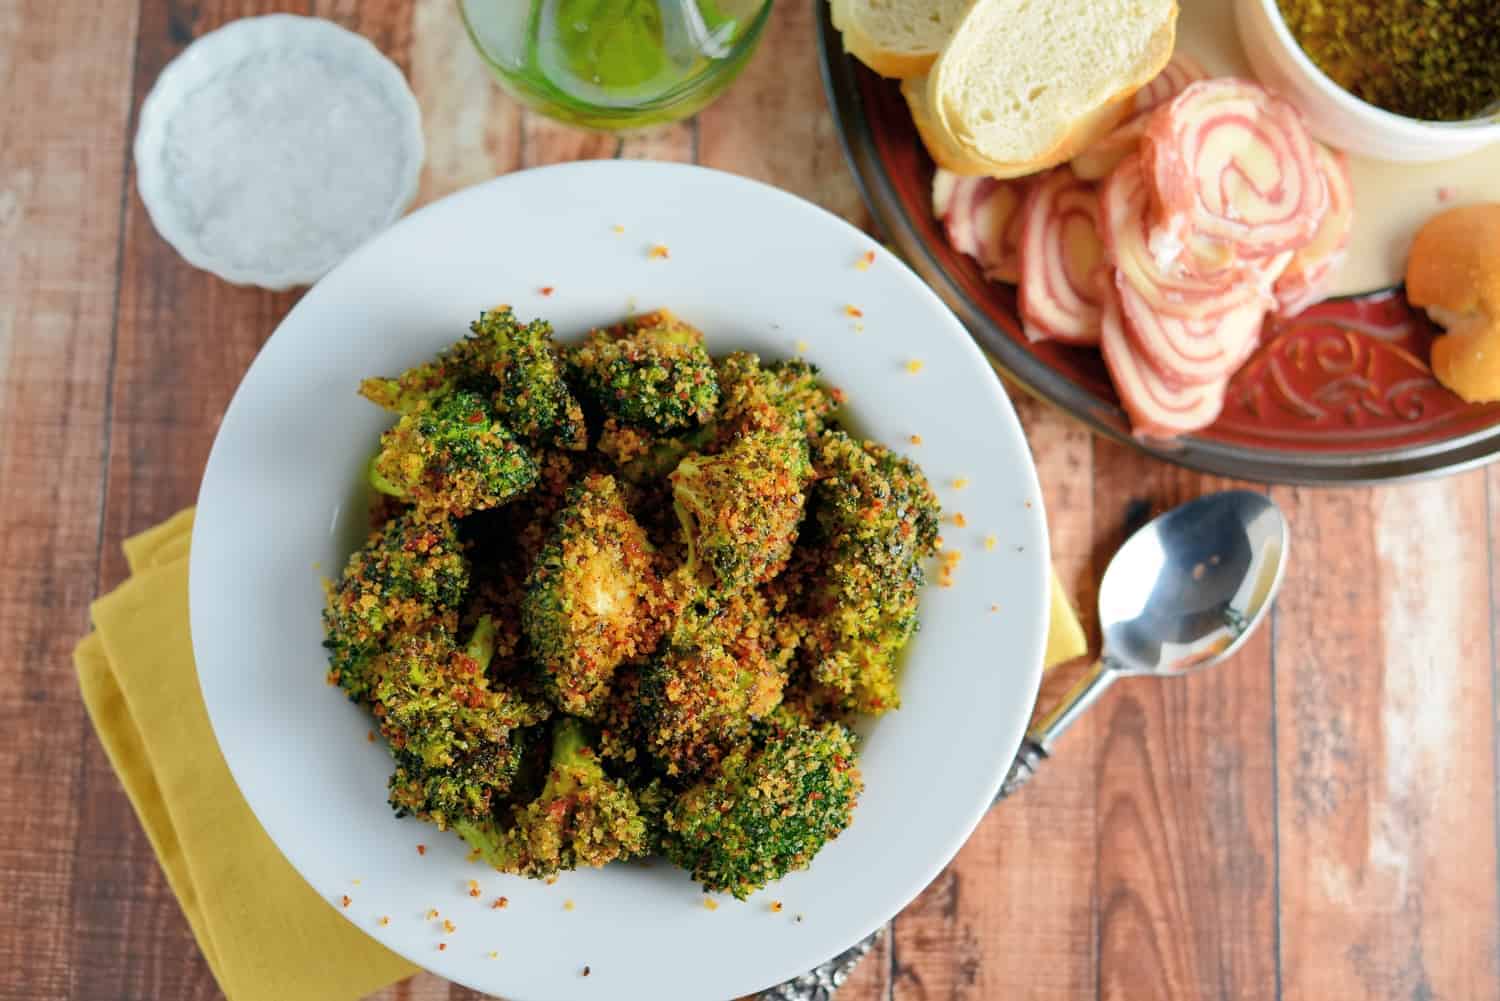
xmin=1101 ymin=490 xmax=1288 ymax=677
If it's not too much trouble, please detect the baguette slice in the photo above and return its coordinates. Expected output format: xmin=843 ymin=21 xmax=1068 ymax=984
xmin=903 ymin=76 xmax=992 ymax=174
xmin=927 ymin=0 xmax=1177 ymax=177
xmin=830 ymin=0 xmax=973 ymax=79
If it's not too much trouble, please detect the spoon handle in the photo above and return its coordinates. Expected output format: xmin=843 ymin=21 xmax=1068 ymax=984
xmin=996 ymin=737 xmax=1048 ymax=801
xmin=1028 ymin=658 xmax=1115 ymax=754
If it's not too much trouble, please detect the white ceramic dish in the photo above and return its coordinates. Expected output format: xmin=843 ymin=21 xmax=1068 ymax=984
xmin=134 ymin=15 xmax=424 ymax=289
xmin=1236 ymin=0 xmax=1500 ymax=163
xmin=190 ymin=161 xmax=1049 ymax=1001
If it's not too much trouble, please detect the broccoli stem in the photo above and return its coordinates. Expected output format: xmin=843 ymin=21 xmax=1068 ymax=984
xmin=465 ymin=615 xmax=496 ymax=671
xmin=367 ymin=454 xmax=406 ymax=498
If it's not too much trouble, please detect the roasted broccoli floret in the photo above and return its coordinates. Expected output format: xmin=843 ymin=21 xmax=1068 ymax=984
xmin=797 ymin=431 xmax=940 ymax=714
xmin=522 ymin=473 xmax=669 ymax=716
xmin=362 ymin=307 xmax=586 ymax=450
xmin=670 ymin=430 xmax=813 ymax=593
xmin=457 ymin=718 xmax=647 ymax=878
xmin=323 ymin=513 xmax=469 ymax=703
xmin=637 ymin=590 xmax=792 ymax=776
xmin=471 ymin=309 xmax=587 ymax=449
xmin=661 ymin=721 xmax=862 ymax=899
xmin=569 ymin=310 xmax=719 ymax=432
xmin=379 ymin=619 xmax=550 ymax=830
xmin=713 ymin=352 xmax=839 ymax=443
xmin=370 ymin=391 xmax=539 ymax=518
xmin=374 ymin=621 xmax=550 ymax=769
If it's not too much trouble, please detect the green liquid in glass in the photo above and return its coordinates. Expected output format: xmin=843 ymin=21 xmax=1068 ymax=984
xmin=461 ymin=0 xmax=769 ymax=130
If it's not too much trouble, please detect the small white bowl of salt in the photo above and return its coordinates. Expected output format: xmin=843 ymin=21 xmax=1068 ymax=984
xmin=134 ymin=15 xmax=425 ymax=290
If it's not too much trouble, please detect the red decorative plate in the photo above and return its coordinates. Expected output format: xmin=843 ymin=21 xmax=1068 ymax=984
xmin=814 ymin=3 xmax=1500 ymax=483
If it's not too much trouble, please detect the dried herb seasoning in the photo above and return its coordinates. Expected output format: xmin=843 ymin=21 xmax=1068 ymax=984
xmin=1278 ymin=0 xmax=1500 ymax=121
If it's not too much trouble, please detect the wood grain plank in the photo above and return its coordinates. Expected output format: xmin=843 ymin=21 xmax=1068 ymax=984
xmin=0 ymin=0 xmax=139 ymax=998
xmin=1089 ymin=445 xmax=1278 ymax=1001
xmin=697 ymin=2 xmax=866 ymax=224
xmin=1272 ymin=477 xmax=1499 ymax=1001
xmin=410 ymin=0 xmax=522 ymax=205
xmin=887 ymin=394 xmax=1098 ymax=1001
xmin=71 ymin=3 xmax=415 ymax=999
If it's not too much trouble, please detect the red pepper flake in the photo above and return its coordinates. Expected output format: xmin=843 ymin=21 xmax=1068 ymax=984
xmin=466 ymin=410 xmax=484 ymax=424
xmin=539 ymin=286 xmax=555 ymax=296
xmin=830 ymin=387 xmax=848 ymax=405
xmin=417 ymin=844 xmax=427 ymax=856
xmin=952 ymin=512 xmax=967 ymax=527
xmin=855 ymin=250 xmax=875 ymax=271
xmin=1437 ymin=185 xmax=1455 ymax=202
xmin=909 ymin=434 xmax=923 ymax=445
xmin=438 ymin=943 xmax=447 ymax=952
xmin=426 ymin=908 xmax=439 ymax=920
xmin=492 ymin=896 xmax=509 ymax=910
xmin=770 ymin=901 xmax=784 ymax=913
xmin=468 ymin=880 xmax=481 ymax=898
xmin=340 ymin=895 xmax=351 ymax=909
xmin=443 ymin=919 xmax=456 ymax=934
xmin=989 ymin=603 xmax=1000 ymax=613
xmin=648 ymin=244 xmax=670 ymax=260
xmin=844 ymin=304 xmax=864 ymax=318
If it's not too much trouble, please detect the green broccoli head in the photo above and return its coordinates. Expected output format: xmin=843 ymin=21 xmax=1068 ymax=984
xmin=569 ymin=310 xmax=719 ymax=433
xmin=456 ymin=718 xmax=648 ymax=878
xmin=670 ymin=430 xmax=813 ymax=593
xmin=521 ymin=473 xmax=669 ymax=716
xmin=661 ymin=721 xmax=862 ymax=899
xmin=323 ymin=514 xmax=469 ymax=703
xmin=370 ymin=390 xmax=539 ymax=518
xmin=373 ymin=624 xmax=551 ymax=771
xmin=637 ymin=590 xmax=791 ymax=776
xmin=796 ymin=431 xmax=940 ymax=714
xmin=361 ymin=307 xmax=586 ymax=451
xmin=388 ymin=737 xmax=529 ymax=832
xmin=713 ymin=352 xmax=839 ymax=442
xmin=470 ymin=308 xmax=587 ymax=450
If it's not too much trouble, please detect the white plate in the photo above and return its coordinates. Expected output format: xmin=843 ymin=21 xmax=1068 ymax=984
xmin=190 ymin=161 xmax=1049 ymax=1001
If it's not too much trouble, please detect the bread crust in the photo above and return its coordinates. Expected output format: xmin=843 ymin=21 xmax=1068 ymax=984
xmin=921 ymin=3 xmax=1177 ymax=179
xmin=1406 ymin=203 xmax=1500 ymax=403
xmin=830 ymin=0 xmax=950 ymax=80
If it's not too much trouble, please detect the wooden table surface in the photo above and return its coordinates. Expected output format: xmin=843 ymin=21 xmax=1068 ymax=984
xmin=4 ymin=1 xmax=1499 ymax=998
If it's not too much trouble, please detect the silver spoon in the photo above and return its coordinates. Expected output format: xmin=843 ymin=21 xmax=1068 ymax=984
xmin=761 ymin=489 xmax=1290 ymax=1001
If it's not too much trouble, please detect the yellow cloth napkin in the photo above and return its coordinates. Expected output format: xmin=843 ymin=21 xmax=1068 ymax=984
xmin=73 ymin=509 xmax=1085 ymax=1001
xmin=73 ymin=510 xmax=418 ymax=1001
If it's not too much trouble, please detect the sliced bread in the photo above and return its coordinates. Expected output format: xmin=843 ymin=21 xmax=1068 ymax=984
xmin=830 ymin=0 xmax=973 ymax=79
xmin=926 ymin=0 xmax=1177 ymax=176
